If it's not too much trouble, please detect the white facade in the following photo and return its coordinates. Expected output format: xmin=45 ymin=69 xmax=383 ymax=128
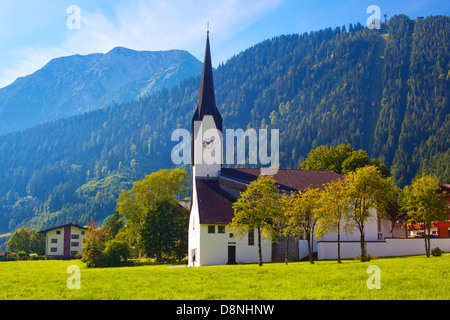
xmin=43 ymin=224 xmax=86 ymax=257
xmin=188 ymin=178 xmax=271 ymax=266
xmin=188 ymin=222 xmax=272 ymax=266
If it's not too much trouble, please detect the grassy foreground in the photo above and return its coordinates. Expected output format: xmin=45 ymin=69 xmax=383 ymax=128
xmin=0 ymin=254 xmax=448 ymax=300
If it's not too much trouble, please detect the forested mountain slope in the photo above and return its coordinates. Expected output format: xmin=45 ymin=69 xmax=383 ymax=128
xmin=0 ymin=14 xmax=448 ymax=242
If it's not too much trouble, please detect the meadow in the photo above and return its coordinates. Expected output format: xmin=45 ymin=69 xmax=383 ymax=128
xmin=0 ymin=254 xmax=448 ymax=300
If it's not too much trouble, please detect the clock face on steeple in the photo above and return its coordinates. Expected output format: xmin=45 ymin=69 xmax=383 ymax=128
xmin=202 ymin=136 xmax=215 ymax=149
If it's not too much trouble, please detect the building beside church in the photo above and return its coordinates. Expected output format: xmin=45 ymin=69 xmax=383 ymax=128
xmin=188 ymin=32 xmax=450 ymax=266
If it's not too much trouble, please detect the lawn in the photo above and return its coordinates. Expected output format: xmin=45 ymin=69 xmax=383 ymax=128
xmin=0 ymin=254 xmax=448 ymax=300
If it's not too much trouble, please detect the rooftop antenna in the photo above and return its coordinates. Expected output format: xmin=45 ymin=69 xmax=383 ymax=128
xmin=207 ymin=21 xmax=209 ymax=34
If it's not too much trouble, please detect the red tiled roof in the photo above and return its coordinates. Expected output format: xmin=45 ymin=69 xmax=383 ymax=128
xmin=220 ymin=168 xmax=342 ymax=191
xmin=195 ymin=168 xmax=342 ymax=224
xmin=196 ymin=178 xmax=236 ymax=224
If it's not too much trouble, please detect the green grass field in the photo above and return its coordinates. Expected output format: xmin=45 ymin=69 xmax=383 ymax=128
xmin=0 ymin=254 xmax=448 ymax=300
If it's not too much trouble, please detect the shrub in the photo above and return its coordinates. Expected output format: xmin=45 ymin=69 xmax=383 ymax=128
xmin=82 ymin=248 xmax=104 ymax=267
xmin=101 ymin=239 xmax=131 ymax=267
xmin=7 ymin=253 xmax=18 ymax=261
xmin=18 ymin=251 xmax=27 ymax=260
xmin=354 ymin=253 xmax=377 ymax=261
xmin=431 ymin=247 xmax=444 ymax=257
xmin=29 ymin=253 xmax=39 ymax=260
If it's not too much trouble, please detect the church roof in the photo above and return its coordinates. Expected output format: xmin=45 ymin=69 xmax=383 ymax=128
xmin=195 ymin=178 xmax=237 ymax=224
xmin=195 ymin=168 xmax=343 ymax=224
xmin=220 ymin=168 xmax=343 ymax=192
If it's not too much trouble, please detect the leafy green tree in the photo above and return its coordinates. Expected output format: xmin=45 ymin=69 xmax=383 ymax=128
xmin=293 ymin=187 xmax=322 ymax=264
xmin=281 ymin=189 xmax=320 ymax=264
xmin=7 ymin=228 xmax=32 ymax=254
xmin=116 ymin=168 xmax=189 ymax=258
xmin=278 ymin=192 xmax=303 ymax=265
xmin=139 ymin=199 xmax=188 ymax=261
xmin=301 ymin=144 xmax=390 ymax=177
xmin=116 ymin=168 xmax=188 ymax=250
xmin=315 ymin=178 xmax=354 ymax=263
xmin=101 ymin=239 xmax=131 ymax=267
xmin=29 ymin=232 xmax=46 ymax=256
xmin=229 ymin=175 xmax=281 ymax=266
xmin=300 ymin=144 xmax=353 ymax=174
xmin=345 ymin=165 xmax=396 ymax=262
xmin=399 ymin=174 xmax=449 ymax=257
xmin=102 ymin=211 xmax=125 ymax=238
xmin=6 ymin=227 xmax=45 ymax=256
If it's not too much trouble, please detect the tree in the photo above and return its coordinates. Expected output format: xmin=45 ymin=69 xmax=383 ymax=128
xmin=101 ymin=239 xmax=131 ymax=267
xmin=102 ymin=211 xmax=125 ymax=238
xmin=300 ymin=144 xmax=353 ymax=174
xmin=29 ymin=232 xmax=46 ymax=256
xmin=6 ymin=227 xmax=44 ymax=255
xmin=139 ymin=199 xmax=188 ymax=261
xmin=399 ymin=174 xmax=449 ymax=257
xmin=116 ymin=168 xmax=189 ymax=251
xmin=280 ymin=187 xmax=322 ymax=264
xmin=345 ymin=165 xmax=396 ymax=262
xmin=297 ymin=188 xmax=322 ymax=264
xmin=229 ymin=175 xmax=281 ymax=266
xmin=278 ymin=192 xmax=303 ymax=265
xmin=315 ymin=178 xmax=354 ymax=263
xmin=82 ymin=217 xmax=112 ymax=267
xmin=301 ymin=144 xmax=390 ymax=177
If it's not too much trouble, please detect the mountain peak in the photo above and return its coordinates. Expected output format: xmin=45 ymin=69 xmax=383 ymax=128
xmin=107 ymin=46 xmax=136 ymax=55
xmin=0 ymin=48 xmax=203 ymax=135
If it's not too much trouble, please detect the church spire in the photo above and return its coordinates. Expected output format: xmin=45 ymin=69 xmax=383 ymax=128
xmin=192 ymin=30 xmax=222 ymax=131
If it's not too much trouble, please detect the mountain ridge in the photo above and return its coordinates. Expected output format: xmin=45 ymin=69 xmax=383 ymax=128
xmin=0 ymin=47 xmax=203 ymax=135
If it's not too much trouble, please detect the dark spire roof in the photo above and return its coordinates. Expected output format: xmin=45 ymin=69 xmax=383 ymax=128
xmin=191 ymin=31 xmax=223 ymax=164
xmin=192 ymin=32 xmax=222 ymax=128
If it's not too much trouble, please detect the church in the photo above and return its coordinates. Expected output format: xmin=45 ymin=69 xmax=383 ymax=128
xmin=187 ymin=32 xmax=347 ymax=266
xmin=187 ymin=32 xmax=450 ymax=266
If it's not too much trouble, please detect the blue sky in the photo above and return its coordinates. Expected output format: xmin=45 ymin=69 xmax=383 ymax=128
xmin=0 ymin=0 xmax=448 ymax=88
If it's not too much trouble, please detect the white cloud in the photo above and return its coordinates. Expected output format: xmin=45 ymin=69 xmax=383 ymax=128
xmin=0 ymin=0 xmax=284 ymax=88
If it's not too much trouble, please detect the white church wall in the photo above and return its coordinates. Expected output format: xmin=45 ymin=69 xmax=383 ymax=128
xmin=298 ymin=240 xmax=310 ymax=260
xmin=317 ymin=238 xmax=450 ymax=260
xmin=197 ymin=225 xmax=272 ymax=266
xmin=318 ymin=209 xmax=381 ymax=242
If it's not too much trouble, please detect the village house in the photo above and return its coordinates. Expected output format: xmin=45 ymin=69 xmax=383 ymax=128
xmin=39 ymin=223 xmax=87 ymax=258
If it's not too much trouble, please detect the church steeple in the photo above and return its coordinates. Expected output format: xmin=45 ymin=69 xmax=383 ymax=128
xmin=192 ymin=31 xmax=222 ymax=129
xmin=192 ymin=31 xmax=223 ymax=166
